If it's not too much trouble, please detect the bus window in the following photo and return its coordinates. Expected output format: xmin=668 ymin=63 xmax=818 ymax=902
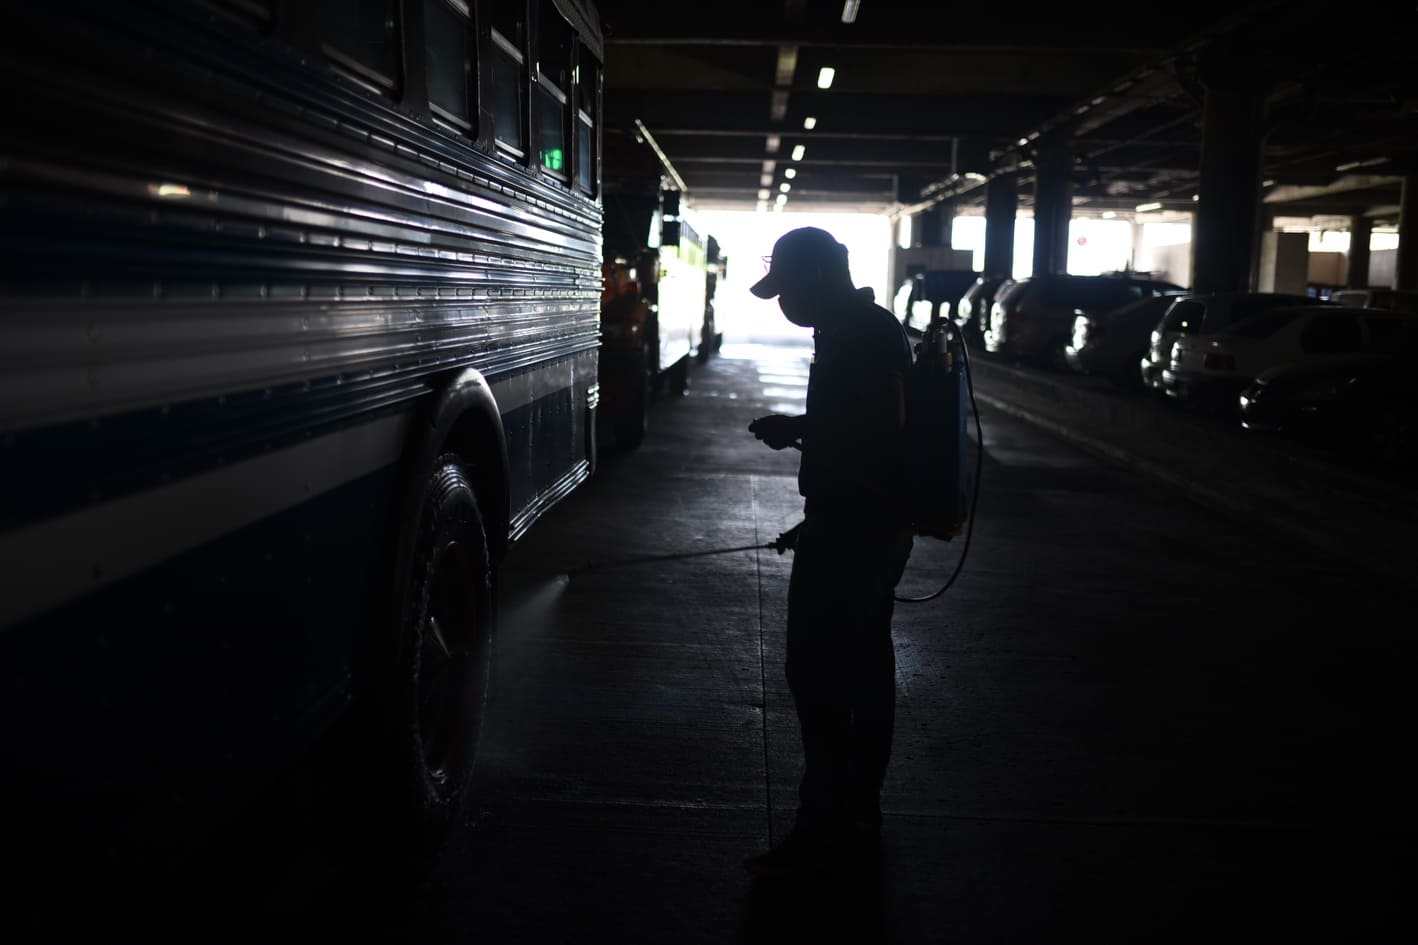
xmin=488 ymin=4 xmax=527 ymax=158
xmin=536 ymin=1 xmax=571 ymax=179
xmin=424 ymin=0 xmax=474 ymax=131
xmin=575 ymin=46 xmax=597 ymax=195
xmin=320 ymin=0 xmax=401 ymax=94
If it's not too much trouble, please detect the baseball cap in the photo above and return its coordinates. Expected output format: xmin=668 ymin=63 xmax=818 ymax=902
xmin=750 ymin=227 xmax=849 ymax=299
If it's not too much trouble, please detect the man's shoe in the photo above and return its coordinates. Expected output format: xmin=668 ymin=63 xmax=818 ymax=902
xmin=744 ymin=822 xmax=880 ymax=879
xmin=744 ymin=827 xmax=827 ymax=879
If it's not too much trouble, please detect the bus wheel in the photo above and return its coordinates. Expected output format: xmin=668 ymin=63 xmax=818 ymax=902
xmin=615 ymin=343 xmax=652 ymax=448
xmin=668 ymin=356 xmax=690 ymax=397
xmin=381 ymin=454 xmax=494 ymax=869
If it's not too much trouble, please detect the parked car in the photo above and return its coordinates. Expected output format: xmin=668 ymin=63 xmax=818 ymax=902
xmin=985 ymin=273 xmax=1184 ymax=367
xmin=1238 ymin=353 xmax=1417 ymax=461
xmin=894 ymin=269 xmax=980 ymax=330
xmin=1065 ymin=293 xmax=1184 ymax=388
xmin=1163 ymin=305 xmax=1412 ymax=409
xmin=1140 ymin=292 xmax=1322 ymax=392
xmin=1330 ymin=287 xmax=1418 ymax=315
xmin=953 ymin=275 xmax=1008 ymax=347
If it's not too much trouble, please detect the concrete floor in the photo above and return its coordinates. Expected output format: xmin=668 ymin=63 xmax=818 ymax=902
xmin=124 ymin=326 xmax=1414 ymax=941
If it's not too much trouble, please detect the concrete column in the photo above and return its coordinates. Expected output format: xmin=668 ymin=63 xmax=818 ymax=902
xmin=1397 ymin=175 xmax=1418 ymax=291
xmin=1347 ymin=215 xmax=1372 ymax=289
xmin=914 ymin=205 xmax=951 ymax=247
xmin=1250 ymin=205 xmax=1277 ymax=290
xmin=1191 ymin=51 xmax=1266 ymax=294
xmin=983 ymin=174 xmax=1017 ymax=278
xmin=1031 ymin=142 xmax=1073 ymax=276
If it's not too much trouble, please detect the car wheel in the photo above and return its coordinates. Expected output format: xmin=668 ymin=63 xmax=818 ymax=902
xmin=668 ymin=357 xmax=690 ymax=397
xmin=1369 ymin=406 xmax=1417 ymax=463
xmin=1109 ymin=347 xmax=1149 ymax=390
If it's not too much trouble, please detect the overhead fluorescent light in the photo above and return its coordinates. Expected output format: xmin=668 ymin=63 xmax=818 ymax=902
xmin=760 ymin=174 xmax=774 ymax=187
xmin=840 ymin=1 xmax=860 ymax=23
xmin=1135 ymin=202 xmax=1163 ymax=213
xmin=774 ymin=45 xmax=799 ymax=87
xmin=791 ymin=144 xmax=806 ymax=161
xmin=817 ymin=67 xmax=835 ymax=90
xmin=803 ymin=116 xmax=817 ymax=130
xmin=780 ymin=182 xmax=791 ymax=193
xmin=785 ymin=168 xmax=797 ymax=179
xmin=766 ymin=135 xmax=781 ymax=154
xmin=758 ymin=189 xmax=771 ymax=200
xmin=775 ymin=193 xmax=788 ymax=205
xmin=1191 ymin=194 xmax=1199 ymax=201
xmin=1101 ymin=210 xmax=1116 ymax=219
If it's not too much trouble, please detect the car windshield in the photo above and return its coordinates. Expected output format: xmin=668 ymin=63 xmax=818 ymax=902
xmin=1367 ymin=316 xmax=1418 ymax=352
xmin=1040 ymin=278 xmax=1143 ymax=312
xmin=1227 ymin=309 xmax=1301 ymax=339
xmin=1228 ymin=295 xmax=1314 ymax=323
xmin=994 ymin=280 xmax=1023 ymax=304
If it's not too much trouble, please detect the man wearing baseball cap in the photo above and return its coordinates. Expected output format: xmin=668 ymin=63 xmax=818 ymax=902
xmin=745 ymin=226 xmax=915 ymax=879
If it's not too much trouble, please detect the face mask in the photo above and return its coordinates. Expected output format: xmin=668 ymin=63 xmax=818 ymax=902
xmin=778 ymin=291 xmax=815 ymax=327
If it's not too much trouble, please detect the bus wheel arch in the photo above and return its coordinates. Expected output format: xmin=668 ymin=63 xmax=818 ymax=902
xmin=422 ymin=368 xmax=512 ymax=564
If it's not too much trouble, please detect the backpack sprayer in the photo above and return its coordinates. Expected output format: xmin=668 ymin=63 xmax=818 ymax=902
xmin=569 ymin=316 xmax=983 ymax=602
xmin=894 ymin=316 xmax=982 ymax=602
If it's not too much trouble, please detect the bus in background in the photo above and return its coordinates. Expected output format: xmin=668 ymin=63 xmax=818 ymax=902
xmin=598 ymin=124 xmax=717 ymax=447
xmin=1 ymin=0 xmax=603 ymax=894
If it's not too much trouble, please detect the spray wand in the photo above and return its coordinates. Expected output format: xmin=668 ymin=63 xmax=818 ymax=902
xmin=567 ymin=524 xmax=801 ymax=577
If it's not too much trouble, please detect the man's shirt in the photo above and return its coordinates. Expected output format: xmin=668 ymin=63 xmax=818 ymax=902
xmin=799 ymin=287 xmax=913 ymax=519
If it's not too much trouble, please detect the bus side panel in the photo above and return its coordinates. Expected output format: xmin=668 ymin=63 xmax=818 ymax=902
xmin=1 ymin=463 xmax=402 ymax=873
xmin=494 ymin=349 xmax=597 ymax=532
xmin=655 ymin=226 xmax=709 ymax=373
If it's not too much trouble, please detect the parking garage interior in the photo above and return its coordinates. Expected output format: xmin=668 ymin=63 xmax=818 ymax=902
xmin=4 ymin=1 xmax=1415 ymax=941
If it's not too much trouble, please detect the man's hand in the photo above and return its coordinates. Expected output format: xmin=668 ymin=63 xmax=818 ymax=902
xmin=771 ymin=521 xmax=803 ymax=555
xmin=748 ymin=414 xmax=803 ymax=450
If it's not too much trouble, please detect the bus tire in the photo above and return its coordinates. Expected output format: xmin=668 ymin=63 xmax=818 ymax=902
xmin=668 ymin=356 xmax=690 ymax=397
xmin=615 ymin=343 xmax=652 ymax=448
xmin=378 ymin=453 xmax=494 ymax=873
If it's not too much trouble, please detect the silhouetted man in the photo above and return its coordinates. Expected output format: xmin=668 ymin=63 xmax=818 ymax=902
xmin=745 ymin=227 xmax=914 ymax=878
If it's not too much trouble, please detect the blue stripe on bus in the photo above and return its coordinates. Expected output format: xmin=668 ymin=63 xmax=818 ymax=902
xmin=1 ymin=372 xmax=428 ymax=533
xmin=1 ymin=359 xmax=590 ymax=533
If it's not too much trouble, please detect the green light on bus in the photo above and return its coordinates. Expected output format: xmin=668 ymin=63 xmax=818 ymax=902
xmin=542 ymin=148 xmax=565 ymax=171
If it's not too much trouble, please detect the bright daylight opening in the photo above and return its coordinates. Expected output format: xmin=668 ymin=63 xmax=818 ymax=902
xmin=696 ymin=210 xmax=894 ymax=346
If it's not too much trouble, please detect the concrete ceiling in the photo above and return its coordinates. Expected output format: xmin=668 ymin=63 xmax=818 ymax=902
xmin=599 ymin=0 xmax=1417 ymax=221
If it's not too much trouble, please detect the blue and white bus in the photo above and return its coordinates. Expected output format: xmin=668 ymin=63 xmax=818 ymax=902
xmin=1 ymin=0 xmax=602 ymax=881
